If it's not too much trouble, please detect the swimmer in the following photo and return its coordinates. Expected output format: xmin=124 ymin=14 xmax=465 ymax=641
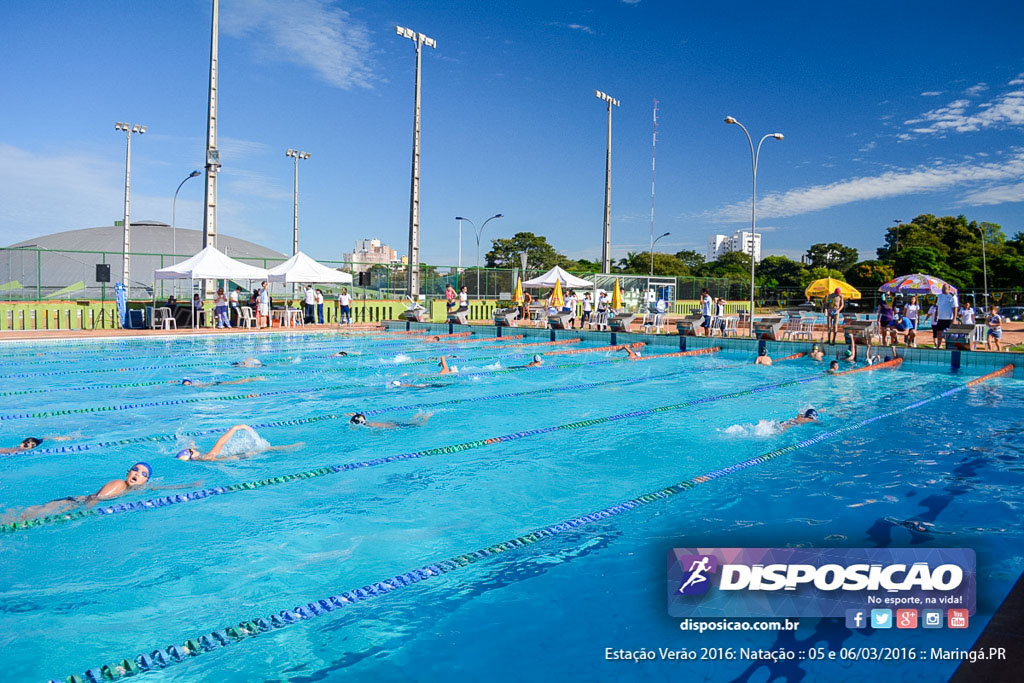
xmin=827 ymin=360 xmax=840 ymax=374
xmin=0 ymin=435 xmax=72 ymax=455
xmin=389 ymin=379 xmax=449 ymax=389
xmin=438 ymin=356 xmax=457 ymax=374
xmin=809 ymin=344 xmax=824 ymax=361
xmin=175 ymin=425 xmax=299 ymax=462
xmin=513 ymin=354 xmax=544 ymax=369
xmin=349 ymin=411 xmax=433 ymax=429
xmin=754 ymin=348 xmax=772 ymax=366
xmin=232 ymin=357 xmax=262 ymax=368
xmin=330 ymin=351 xmax=349 ymax=357
xmin=841 ymin=348 xmax=855 ymax=363
xmin=181 ymin=377 xmax=264 ymax=387
xmin=619 ymin=345 xmax=642 ymax=360
xmin=779 ymin=408 xmax=820 ymax=431
xmin=5 ymin=462 xmax=160 ymax=522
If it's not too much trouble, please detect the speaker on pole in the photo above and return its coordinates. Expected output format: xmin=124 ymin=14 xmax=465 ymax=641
xmin=95 ymin=264 xmax=111 ymax=283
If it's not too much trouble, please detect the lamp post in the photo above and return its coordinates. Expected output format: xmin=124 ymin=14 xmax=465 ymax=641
xmin=457 ymin=214 xmax=503 ymax=298
xmin=114 ymin=122 xmax=146 ymax=301
xmin=972 ymin=223 xmax=989 ymax=309
xmin=455 ymin=217 xmax=464 ymax=272
xmin=894 ymin=219 xmax=903 ymax=253
xmin=650 ymin=231 xmax=670 ymax=276
xmin=395 ymin=25 xmax=436 ymax=298
xmin=285 ymin=149 xmax=311 ymax=255
xmin=172 ymin=170 xmax=202 ymax=259
xmin=724 ymin=116 xmax=783 ymax=337
xmin=595 ymin=90 xmax=620 ymax=274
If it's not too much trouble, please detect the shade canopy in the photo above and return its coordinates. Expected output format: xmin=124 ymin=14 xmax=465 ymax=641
xmin=522 ymin=265 xmax=592 ymax=289
xmin=879 ymin=273 xmax=957 ymax=296
xmin=267 ymin=251 xmax=353 ymax=284
xmin=804 ymin=277 xmax=861 ymax=300
xmin=154 ymin=245 xmax=269 ymax=281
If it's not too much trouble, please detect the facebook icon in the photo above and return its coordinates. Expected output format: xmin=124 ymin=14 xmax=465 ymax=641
xmin=845 ymin=609 xmax=867 ymax=629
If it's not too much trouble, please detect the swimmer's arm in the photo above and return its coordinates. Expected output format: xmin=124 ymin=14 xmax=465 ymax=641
xmin=146 ymin=480 xmax=203 ymax=491
xmin=207 ymin=425 xmax=255 ymax=458
xmin=92 ymin=479 xmax=129 ymax=501
xmin=265 ymin=442 xmax=303 ymax=452
xmin=48 ymin=436 xmax=74 ymax=441
xmin=220 ymin=377 xmax=265 ymax=385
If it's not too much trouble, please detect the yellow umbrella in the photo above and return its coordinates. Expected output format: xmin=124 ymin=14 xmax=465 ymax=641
xmin=804 ymin=277 xmax=861 ymax=300
xmin=512 ymin=276 xmax=524 ymax=305
xmin=549 ymin=279 xmax=564 ymax=309
xmin=610 ymin=278 xmax=623 ymax=309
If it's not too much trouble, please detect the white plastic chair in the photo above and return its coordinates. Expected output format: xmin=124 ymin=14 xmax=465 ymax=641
xmin=970 ymin=324 xmax=987 ymax=350
xmin=722 ymin=316 xmax=739 ymax=337
xmin=239 ymin=306 xmax=255 ymax=328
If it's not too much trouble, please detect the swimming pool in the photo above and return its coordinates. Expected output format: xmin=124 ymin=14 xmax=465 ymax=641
xmin=0 ymin=330 xmax=1021 ymax=682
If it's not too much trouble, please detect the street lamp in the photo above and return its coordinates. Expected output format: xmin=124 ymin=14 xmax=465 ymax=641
xmin=395 ymin=25 xmax=436 ymax=298
xmin=114 ymin=121 xmax=146 ymax=302
xmin=455 ymin=217 xmax=465 ymax=271
xmin=285 ymin=149 xmax=311 ymax=255
xmin=595 ymin=89 xmax=620 ymax=274
xmin=650 ymin=231 xmax=670 ymax=276
xmin=172 ymin=170 xmax=202 ymax=259
xmin=457 ymin=214 xmax=503 ymax=298
xmin=724 ymin=116 xmax=783 ymax=337
xmin=972 ymin=224 xmax=989 ymax=309
xmin=894 ymin=219 xmax=903 ymax=253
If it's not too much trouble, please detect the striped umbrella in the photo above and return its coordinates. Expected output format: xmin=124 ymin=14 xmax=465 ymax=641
xmin=879 ymin=273 xmax=957 ymax=295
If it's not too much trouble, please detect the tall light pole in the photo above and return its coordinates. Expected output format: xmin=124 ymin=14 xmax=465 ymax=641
xmin=894 ymin=218 xmax=903 ymax=253
xmin=972 ymin=223 xmax=989 ymax=309
xmin=457 ymin=214 xmax=503 ymax=298
xmin=172 ymin=170 xmax=202 ymax=258
xmin=202 ymin=0 xmax=221 ymax=300
xmin=724 ymin=116 xmax=783 ymax=336
xmin=455 ymin=217 xmax=464 ymax=271
xmin=396 ymin=25 xmax=436 ymax=298
xmin=650 ymin=231 xmax=670 ymax=276
xmin=595 ymin=90 xmax=620 ymax=274
xmin=285 ymin=149 xmax=311 ymax=255
xmin=114 ymin=121 xmax=146 ymax=299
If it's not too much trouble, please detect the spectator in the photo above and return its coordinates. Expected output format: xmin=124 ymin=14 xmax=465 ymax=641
xmin=165 ymin=294 xmax=178 ymax=310
xmin=903 ymin=295 xmax=921 ymax=347
xmin=826 ymin=288 xmax=844 ymax=345
xmin=315 ymin=289 xmax=325 ymax=324
xmin=563 ymin=289 xmax=578 ymax=328
xmin=459 ymin=286 xmax=469 ymax=310
xmin=714 ymin=297 xmax=726 ymax=336
xmin=445 ymin=284 xmax=457 ymax=314
xmin=338 ymin=287 xmax=352 ymax=325
xmin=303 ymin=285 xmax=316 ymax=324
xmin=214 ymin=287 xmax=230 ymax=328
xmin=958 ymin=298 xmax=976 ymax=326
xmin=581 ymin=292 xmax=593 ymax=329
xmin=986 ymin=304 xmax=1003 ymax=352
xmin=596 ymin=291 xmax=610 ymax=331
xmin=257 ymin=281 xmax=270 ymax=328
xmin=700 ymin=288 xmax=713 ymax=336
xmin=933 ymin=284 xmax=959 ymax=348
xmin=192 ymin=294 xmax=204 ymax=326
xmin=230 ymin=287 xmax=241 ymax=326
xmin=876 ymin=296 xmax=895 ymax=344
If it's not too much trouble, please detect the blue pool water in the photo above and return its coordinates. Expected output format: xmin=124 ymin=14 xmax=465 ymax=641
xmin=0 ymin=331 xmax=1021 ymax=682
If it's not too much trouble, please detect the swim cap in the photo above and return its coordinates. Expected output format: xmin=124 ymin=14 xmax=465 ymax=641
xmin=181 ymin=378 xmax=193 ymax=385
xmin=804 ymin=409 xmax=819 ymax=420
xmin=844 ymin=349 xmax=853 ymax=357
xmin=20 ymin=437 xmax=42 ymax=449
xmin=132 ymin=462 xmax=152 ymax=478
xmin=390 ymin=380 xmax=401 ymax=387
xmin=533 ymin=354 xmax=542 ymax=363
xmin=175 ymin=449 xmax=194 ymax=461
xmin=834 ymin=288 xmax=841 ymax=294
xmin=759 ymin=347 xmax=767 ymax=355
xmin=351 ymin=414 xmax=367 ymax=425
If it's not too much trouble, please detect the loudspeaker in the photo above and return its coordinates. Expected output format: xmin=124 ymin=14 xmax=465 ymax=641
xmin=358 ymin=271 xmax=370 ymax=286
xmin=95 ymin=264 xmax=111 ymax=282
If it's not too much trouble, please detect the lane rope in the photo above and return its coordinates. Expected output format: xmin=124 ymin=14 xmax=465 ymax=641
xmin=53 ymin=363 xmax=1015 ymax=683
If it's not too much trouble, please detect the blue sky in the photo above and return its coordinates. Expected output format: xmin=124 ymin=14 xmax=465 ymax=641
xmin=1 ymin=0 xmax=1023 ymax=267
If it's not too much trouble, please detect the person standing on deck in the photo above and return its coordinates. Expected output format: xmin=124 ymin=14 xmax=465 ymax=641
xmin=826 ymin=287 xmax=844 ymax=345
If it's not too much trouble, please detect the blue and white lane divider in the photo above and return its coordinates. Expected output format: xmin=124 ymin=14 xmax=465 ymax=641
xmin=52 ymin=366 xmax=1016 ymax=683
xmin=13 ymin=362 xmax=744 ymax=456
xmin=6 ymin=369 xmax=824 ymax=535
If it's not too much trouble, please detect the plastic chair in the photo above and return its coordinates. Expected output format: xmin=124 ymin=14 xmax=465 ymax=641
xmin=239 ymin=307 xmax=255 ymax=329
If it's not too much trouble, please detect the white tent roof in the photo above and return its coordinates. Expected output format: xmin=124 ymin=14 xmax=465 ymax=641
xmin=267 ymin=251 xmax=353 ymax=284
xmin=153 ymin=245 xmax=269 ymax=281
xmin=522 ymin=265 xmax=593 ymax=289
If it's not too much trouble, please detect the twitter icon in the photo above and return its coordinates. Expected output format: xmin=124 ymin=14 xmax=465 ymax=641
xmin=871 ymin=609 xmax=893 ymax=629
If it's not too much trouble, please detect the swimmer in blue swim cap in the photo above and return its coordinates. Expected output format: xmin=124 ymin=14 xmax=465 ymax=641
xmin=780 ymin=407 xmax=822 ymax=431
xmin=175 ymin=425 xmax=299 ymax=462
xmin=6 ymin=462 xmax=155 ymax=522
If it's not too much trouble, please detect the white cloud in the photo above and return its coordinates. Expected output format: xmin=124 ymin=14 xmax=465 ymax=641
xmin=920 ymin=91 xmax=943 ymax=97
xmin=1010 ymin=73 xmax=1024 ymax=86
xmin=705 ymin=152 xmax=1024 ymax=222
xmin=567 ymin=23 xmax=595 ymax=34
xmin=964 ymin=82 xmax=989 ymax=96
xmin=858 ymin=140 xmax=877 ymax=153
xmin=900 ymin=88 xmax=1024 ymax=137
xmin=959 ymin=181 xmax=1024 ymax=206
xmin=222 ymin=0 xmax=375 ymax=90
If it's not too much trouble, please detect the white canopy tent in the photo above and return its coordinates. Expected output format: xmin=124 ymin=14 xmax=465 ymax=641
xmin=153 ymin=245 xmax=269 ymax=328
xmin=267 ymin=251 xmax=353 ymax=284
xmin=522 ymin=265 xmax=593 ymax=289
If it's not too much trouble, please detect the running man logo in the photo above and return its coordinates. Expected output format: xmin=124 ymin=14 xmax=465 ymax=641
xmin=675 ymin=554 xmax=718 ymax=595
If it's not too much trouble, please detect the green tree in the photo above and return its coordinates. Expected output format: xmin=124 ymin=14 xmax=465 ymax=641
xmin=846 ymin=260 xmax=894 ymax=288
xmin=756 ymin=255 xmax=807 ymax=288
xmin=485 ymin=232 xmax=572 ymax=270
xmin=699 ymin=251 xmax=752 ymax=282
xmin=805 ymin=243 xmax=859 ymax=272
xmin=800 ymin=267 xmax=845 ymax=288
xmin=616 ymin=251 xmax=691 ymax=276
xmin=673 ymin=250 xmax=706 ymax=271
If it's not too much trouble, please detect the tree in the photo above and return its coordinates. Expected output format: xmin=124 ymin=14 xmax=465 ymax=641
xmin=800 ymin=267 xmax=845 ymax=288
xmin=756 ymin=255 xmax=807 ymax=288
xmin=698 ymin=251 xmax=752 ymax=282
xmin=805 ymin=243 xmax=859 ymax=272
xmin=674 ymin=250 xmax=706 ymax=271
xmin=846 ymin=260 xmax=894 ymax=289
xmin=616 ymin=251 xmax=691 ymax=277
xmin=485 ymin=232 xmax=571 ymax=270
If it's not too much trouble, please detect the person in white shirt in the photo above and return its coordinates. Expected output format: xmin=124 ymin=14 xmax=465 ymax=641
xmin=458 ymin=286 xmax=469 ymax=309
xmin=699 ymin=288 xmax=714 ymax=336
xmin=258 ymin=281 xmax=270 ymax=329
xmin=581 ymin=292 xmax=593 ymax=329
xmin=563 ymin=290 xmax=578 ymax=328
xmin=902 ymin=295 xmax=921 ymax=347
xmin=958 ymin=299 xmax=976 ymax=326
xmin=303 ymin=285 xmax=316 ymax=324
xmin=933 ymin=284 xmax=959 ymax=348
xmin=596 ymin=291 xmax=610 ymax=331
xmin=229 ymin=287 xmax=241 ymax=326
xmin=315 ymin=289 xmax=325 ymax=324
xmin=337 ymin=288 xmax=352 ymax=325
